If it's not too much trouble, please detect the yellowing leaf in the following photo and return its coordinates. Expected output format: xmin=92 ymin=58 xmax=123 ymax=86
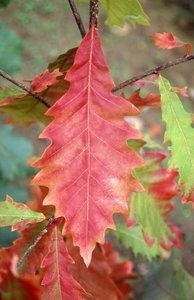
xmin=0 ymin=196 xmax=45 ymax=230
xmin=159 ymin=76 xmax=194 ymax=199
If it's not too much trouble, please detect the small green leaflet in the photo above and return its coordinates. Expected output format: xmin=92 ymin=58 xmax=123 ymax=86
xmin=0 ymin=196 xmax=45 ymax=230
xmin=79 ymin=0 xmax=149 ymax=27
xmin=159 ymin=76 xmax=194 ymax=198
xmin=114 ymin=223 xmax=166 ymax=260
xmin=130 ymin=192 xmax=172 ymax=243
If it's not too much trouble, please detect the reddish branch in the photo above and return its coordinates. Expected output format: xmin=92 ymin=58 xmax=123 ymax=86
xmin=112 ymin=54 xmax=194 ymax=92
xmin=0 ymin=69 xmax=51 ymax=108
xmin=68 ymin=0 xmax=86 ymax=38
xmin=90 ymin=0 xmax=99 ymax=28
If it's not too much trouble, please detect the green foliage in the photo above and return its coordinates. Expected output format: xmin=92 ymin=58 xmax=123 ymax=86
xmin=79 ymin=0 xmax=149 ymax=27
xmin=170 ymin=260 xmax=194 ymax=300
xmin=0 ymin=124 xmax=34 ymax=181
xmin=159 ymin=76 xmax=194 ymax=198
xmin=0 ymin=87 xmax=21 ymax=100
xmin=114 ymin=223 xmax=166 ymax=259
xmin=0 ymin=196 xmax=45 ymax=228
xmin=0 ymin=93 xmax=50 ymax=125
xmin=100 ymin=0 xmax=149 ymax=27
xmin=0 ymin=21 xmax=23 ymax=74
xmin=129 ymin=192 xmax=172 ymax=243
xmin=0 ymin=0 xmax=11 ymax=8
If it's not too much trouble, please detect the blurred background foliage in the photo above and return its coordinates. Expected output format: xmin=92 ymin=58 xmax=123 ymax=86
xmin=0 ymin=0 xmax=194 ymax=299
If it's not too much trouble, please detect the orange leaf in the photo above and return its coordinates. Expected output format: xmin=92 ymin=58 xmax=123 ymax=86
xmin=126 ymin=89 xmax=160 ymax=110
xmin=31 ymin=69 xmax=62 ymax=93
xmin=150 ymin=32 xmax=192 ymax=55
xmin=32 ymin=26 xmax=144 ymax=266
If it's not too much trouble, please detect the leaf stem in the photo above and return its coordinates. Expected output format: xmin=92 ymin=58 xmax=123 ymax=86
xmin=68 ymin=0 xmax=86 ymax=38
xmin=89 ymin=0 xmax=99 ymax=28
xmin=0 ymin=69 xmax=51 ymax=108
xmin=112 ymin=54 xmax=194 ymax=92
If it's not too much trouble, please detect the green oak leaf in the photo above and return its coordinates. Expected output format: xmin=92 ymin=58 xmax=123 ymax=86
xmin=114 ymin=223 xmax=167 ymax=260
xmin=79 ymin=0 xmax=149 ymax=27
xmin=130 ymin=192 xmax=172 ymax=243
xmin=159 ymin=76 xmax=194 ymax=198
xmin=0 ymin=195 xmax=45 ymax=230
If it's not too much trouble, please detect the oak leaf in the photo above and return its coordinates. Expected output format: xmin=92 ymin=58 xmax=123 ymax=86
xmin=32 ymin=26 xmax=144 ymax=266
xmin=31 ymin=69 xmax=62 ymax=93
xmin=0 ymin=195 xmax=45 ymax=231
xmin=0 ymin=48 xmax=76 ymax=125
xmin=150 ymin=32 xmax=192 ymax=54
xmin=0 ymin=220 xmax=53 ymax=275
xmin=41 ymin=223 xmax=85 ymax=300
xmin=67 ymin=239 xmax=125 ymax=300
xmin=159 ymin=76 xmax=194 ymax=200
xmin=125 ymin=89 xmax=160 ymax=110
xmin=127 ymin=151 xmax=180 ymax=248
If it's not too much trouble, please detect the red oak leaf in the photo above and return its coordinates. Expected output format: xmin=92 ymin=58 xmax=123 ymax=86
xmin=31 ymin=69 xmax=62 ymax=93
xmin=67 ymin=239 xmax=125 ymax=300
xmin=103 ymin=242 xmax=136 ymax=298
xmin=125 ymin=89 xmax=160 ymax=110
xmin=32 ymin=27 xmax=144 ymax=266
xmin=41 ymin=224 xmax=85 ymax=300
xmin=150 ymin=32 xmax=192 ymax=54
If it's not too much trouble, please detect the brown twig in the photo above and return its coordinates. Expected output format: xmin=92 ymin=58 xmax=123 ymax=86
xmin=68 ymin=0 xmax=86 ymax=38
xmin=0 ymin=69 xmax=51 ymax=108
xmin=155 ymin=279 xmax=179 ymax=300
xmin=17 ymin=217 xmax=56 ymax=269
xmin=112 ymin=54 xmax=194 ymax=92
xmin=89 ymin=0 xmax=99 ymax=28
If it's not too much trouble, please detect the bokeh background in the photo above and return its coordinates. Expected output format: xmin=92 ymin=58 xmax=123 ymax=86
xmin=0 ymin=1 xmax=194 ymax=299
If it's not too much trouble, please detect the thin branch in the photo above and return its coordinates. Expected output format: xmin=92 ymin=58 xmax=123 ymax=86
xmin=90 ymin=0 xmax=99 ymax=28
xmin=68 ymin=0 xmax=86 ymax=38
xmin=112 ymin=54 xmax=194 ymax=92
xmin=155 ymin=279 xmax=179 ymax=300
xmin=17 ymin=217 xmax=56 ymax=269
xmin=0 ymin=69 xmax=51 ymax=108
